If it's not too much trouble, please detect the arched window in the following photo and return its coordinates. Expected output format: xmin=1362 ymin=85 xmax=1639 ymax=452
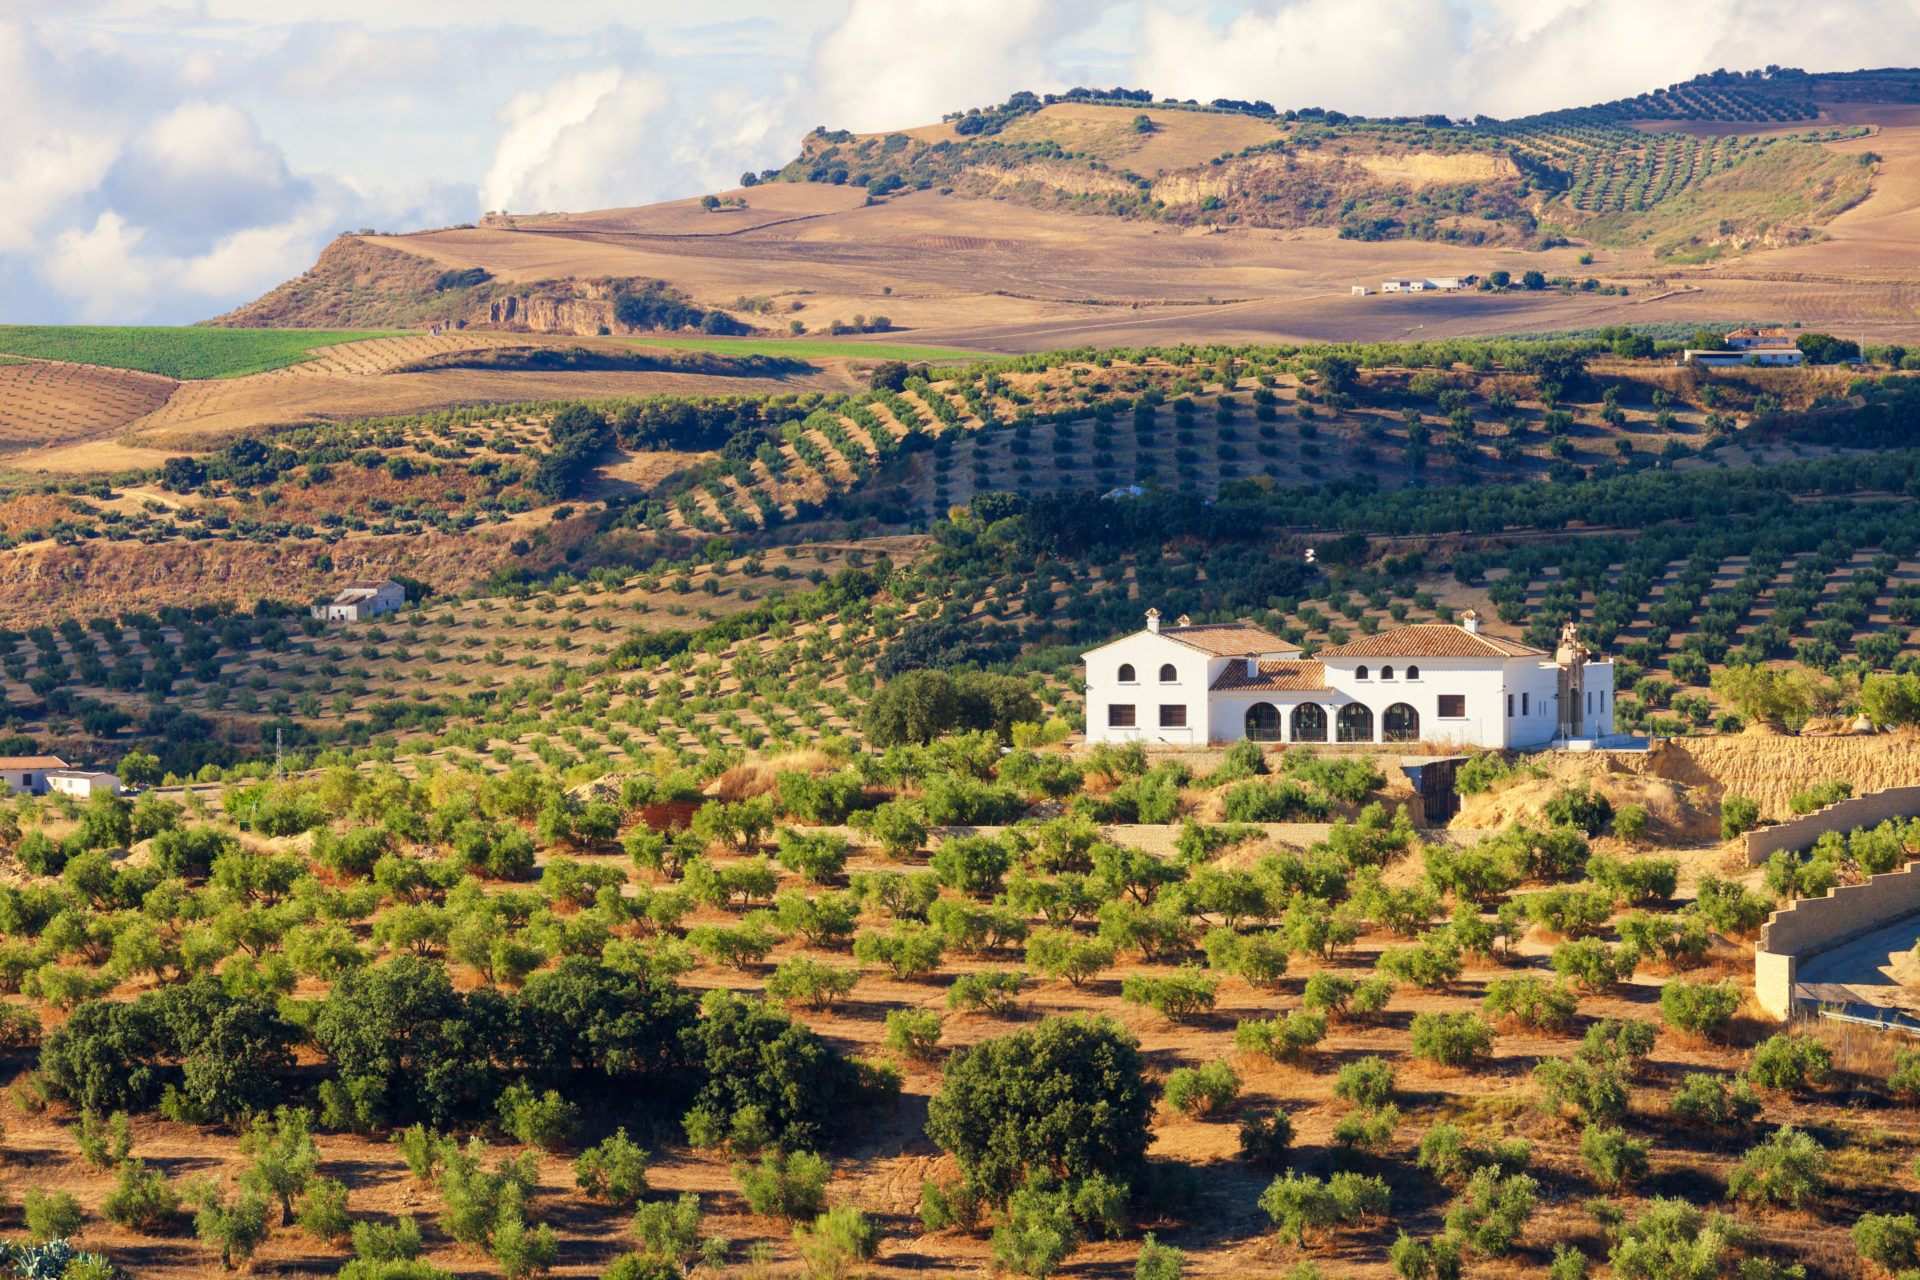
xmin=1355 ymin=665 xmax=1370 ymax=680
xmin=1245 ymin=703 xmax=1283 ymax=742
xmin=1117 ymin=664 xmax=1136 ymax=683
xmin=1383 ymin=703 xmax=1420 ymax=742
xmin=1406 ymin=665 xmax=1419 ymax=680
xmin=1159 ymin=663 xmax=1178 ymax=683
xmin=1290 ymin=703 xmax=1327 ymax=743
xmin=1381 ymin=665 xmax=1395 ymax=680
xmin=1337 ymin=702 xmax=1374 ymax=743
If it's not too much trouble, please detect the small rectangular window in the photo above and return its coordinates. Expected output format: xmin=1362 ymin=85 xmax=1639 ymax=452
xmin=1108 ymin=704 xmax=1136 ymax=728
xmin=1522 ymin=692 xmax=1530 ymax=716
xmin=1437 ymin=695 xmax=1466 ymax=718
xmin=1587 ymin=691 xmax=1593 ymax=714
xmin=1507 ymin=694 xmax=1514 ymax=718
xmin=1159 ymin=704 xmax=1187 ymax=728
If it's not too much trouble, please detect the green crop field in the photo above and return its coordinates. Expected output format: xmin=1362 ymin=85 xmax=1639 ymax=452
xmin=0 ymin=325 xmax=390 ymax=380
xmin=625 ymin=336 xmax=993 ymax=362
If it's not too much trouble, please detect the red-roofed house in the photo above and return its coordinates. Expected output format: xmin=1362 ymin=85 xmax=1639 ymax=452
xmin=0 ymin=756 xmax=70 ymax=796
xmin=1083 ymin=610 xmax=1614 ymax=748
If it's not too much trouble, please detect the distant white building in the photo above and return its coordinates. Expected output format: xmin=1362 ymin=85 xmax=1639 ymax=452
xmin=1381 ymin=276 xmax=1474 ymax=293
xmin=1683 ymin=327 xmax=1804 ymax=367
xmin=312 ymin=579 xmax=407 ymax=622
xmin=1082 ymin=610 xmax=1614 ymax=750
xmin=45 ymin=770 xmax=121 ymax=799
xmin=0 ymin=756 xmax=69 ymax=796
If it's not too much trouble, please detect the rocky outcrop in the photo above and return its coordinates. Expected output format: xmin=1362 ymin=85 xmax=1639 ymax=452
xmin=485 ymin=291 xmax=619 ymax=336
xmin=208 ymin=235 xmax=643 ymax=336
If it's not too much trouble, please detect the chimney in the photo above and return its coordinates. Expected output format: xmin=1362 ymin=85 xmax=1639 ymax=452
xmin=1177 ymin=614 xmax=1192 ymax=627
xmin=1145 ymin=608 xmax=1160 ymax=634
xmin=1246 ymin=654 xmax=1260 ymax=679
xmin=1462 ymin=609 xmax=1480 ymax=635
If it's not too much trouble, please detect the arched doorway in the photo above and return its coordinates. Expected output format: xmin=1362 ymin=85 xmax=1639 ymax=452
xmin=1245 ymin=703 xmax=1283 ymax=742
xmin=1337 ymin=703 xmax=1374 ymax=743
xmin=1290 ymin=703 xmax=1327 ymax=743
xmin=1383 ymin=703 xmax=1420 ymax=743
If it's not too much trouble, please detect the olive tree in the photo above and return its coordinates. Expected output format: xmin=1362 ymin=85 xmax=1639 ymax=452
xmin=925 ymin=1014 xmax=1155 ymax=1202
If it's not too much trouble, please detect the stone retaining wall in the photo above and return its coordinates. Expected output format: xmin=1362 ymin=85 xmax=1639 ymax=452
xmin=1754 ymin=858 xmax=1920 ymax=1018
xmin=1743 ymin=786 xmax=1920 ymax=866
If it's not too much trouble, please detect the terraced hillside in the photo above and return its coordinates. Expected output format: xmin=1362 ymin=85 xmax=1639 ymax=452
xmin=773 ymin=76 xmax=1874 ymax=254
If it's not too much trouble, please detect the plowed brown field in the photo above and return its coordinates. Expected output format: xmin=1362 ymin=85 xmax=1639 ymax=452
xmin=0 ymin=362 xmax=176 ymax=454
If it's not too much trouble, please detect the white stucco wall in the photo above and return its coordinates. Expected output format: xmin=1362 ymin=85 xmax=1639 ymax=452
xmin=1085 ymin=632 xmax=1216 ymax=745
xmin=1086 ymin=627 xmax=1614 ymax=750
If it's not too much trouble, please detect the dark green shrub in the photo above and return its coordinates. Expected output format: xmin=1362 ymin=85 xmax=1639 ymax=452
xmin=1578 ymin=1124 xmax=1649 ymax=1189
xmin=1237 ymin=1110 xmax=1293 ymax=1168
xmin=103 ymin=1160 xmax=181 ymax=1233
xmin=1543 ymin=783 xmax=1612 ymax=836
xmin=1409 ymin=1013 xmax=1494 ymax=1068
xmin=733 ymin=1149 xmax=831 ymax=1220
xmin=1852 ymin=1212 xmax=1920 ymax=1276
xmin=1258 ymin=1170 xmax=1388 ymax=1247
xmin=1233 ymin=1010 xmax=1327 ymax=1062
xmin=574 ymin=1132 xmax=649 ymax=1206
xmin=23 ymin=1187 xmax=84 ymax=1242
xmin=1443 ymin=1167 xmax=1537 ymax=1256
xmin=1720 ymin=794 xmax=1761 ymax=840
xmin=1669 ymin=1072 xmax=1762 ymax=1129
xmin=1484 ymin=976 xmax=1578 ymax=1032
xmin=925 ymin=1015 xmax=1154 ymax=1201
xmin=883 ymin=1009 xmax=944 ymax=1062
xmin=1415 ymin=1124 xmax=1531 ymax=1186
xmin=1748 ymin=1035 xmax=1832 ymax=1093
xmin=1726 ymin=1125 xmax=1826 ymax=1208
xmin=1165 ymin=1061 xmax=1240 ymax=1117
xmin=1120 ymin=966 xmax=1219 ymax=1022
xmin=1658 ymin=978 xmax=1741 ymax=1039
xmin=1332 ymin=1057 xmax=1395 ymax=1110
xmin=947 ymin=969 xmax=1025 ymax=1016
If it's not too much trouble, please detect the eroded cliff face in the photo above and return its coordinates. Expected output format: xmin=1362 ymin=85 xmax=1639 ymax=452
xmin=485 ymin=292 xmax=620 ymax=335
xmin=206 ymin=236 xmax=642 ymax=336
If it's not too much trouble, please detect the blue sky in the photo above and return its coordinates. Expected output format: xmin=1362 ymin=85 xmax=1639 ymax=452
xmin=8 ymin=0 xmax=1917 ymax=325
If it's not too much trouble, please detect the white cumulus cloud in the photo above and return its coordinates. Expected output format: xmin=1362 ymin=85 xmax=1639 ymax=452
xmin=807 ymin=0 xmax=1108 ymax=133
xmin=481 ymin=68 xmax=672 ymax=213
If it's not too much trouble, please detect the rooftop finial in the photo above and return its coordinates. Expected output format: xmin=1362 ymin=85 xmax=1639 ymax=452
xmin=1145 ymin=608 xmax=1161 ymax=634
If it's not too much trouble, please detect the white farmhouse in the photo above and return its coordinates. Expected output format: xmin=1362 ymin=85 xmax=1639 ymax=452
xmin=1380 ymin=276 xmax=1473 ymax=293
xmin=1683 ymin=326 xmax=1803 ymax=368
xmin=45 ymin=770 xmax=122 ymax=799
xmin=1083 ymin=610 xmax=1614 ymax=750
xmin=0 ymin=755 xmax=70 ymax=796
xmin=311 ymin=579 xmax=407 ymax=623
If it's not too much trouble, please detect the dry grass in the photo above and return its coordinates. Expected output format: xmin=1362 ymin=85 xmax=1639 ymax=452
xmin=710 ymin=748 xmax=840 ymax=800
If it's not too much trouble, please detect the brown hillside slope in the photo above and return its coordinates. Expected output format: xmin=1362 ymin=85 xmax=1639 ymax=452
xmin=209 ymin=237 xmax=641 ymax=335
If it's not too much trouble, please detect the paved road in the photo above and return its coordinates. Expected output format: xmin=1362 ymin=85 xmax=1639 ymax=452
xmin=1798 ymin=911 xmax=1920 ymax=1012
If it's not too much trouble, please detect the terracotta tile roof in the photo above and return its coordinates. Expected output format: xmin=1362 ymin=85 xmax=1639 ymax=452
xmin=0 ymin=756 xmax=69 ymax=770
xmin=1209 ymin=659 xmax=1329 ymax=692
xmin=1159 ymin=621 xmax=1294 ymax=657
xmin=1726 ymin=327 xmax=1793 ymax=340
xmin=1315 ymin=624 xmax=1544 ymax=660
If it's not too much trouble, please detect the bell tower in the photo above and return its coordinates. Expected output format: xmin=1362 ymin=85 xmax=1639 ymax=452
xmin=1555 ymin=620 xmax=1589 ymax=740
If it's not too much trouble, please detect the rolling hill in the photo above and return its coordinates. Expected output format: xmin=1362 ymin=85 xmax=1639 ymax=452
xmin=198 ymin=68 xmax=1920 ymax=374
